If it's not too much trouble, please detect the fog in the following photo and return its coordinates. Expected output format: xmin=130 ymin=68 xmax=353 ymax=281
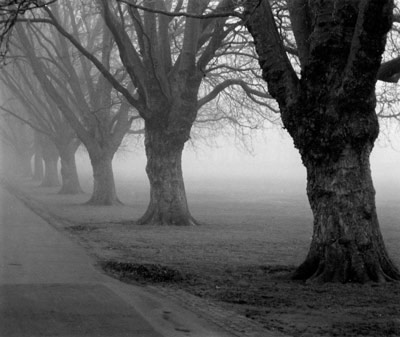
xmin=76 ymin=126 xmax=400 ymax=203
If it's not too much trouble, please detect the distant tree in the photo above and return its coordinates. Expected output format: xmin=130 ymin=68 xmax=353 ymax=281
xmin=31 ymin=133 xmax=42 ymax=180
xmin=0 ymin=62 xmax=81 ymax=192
xmin=0 ymin=112 xmax=33 ymax=177
xmin=2 ymin=0 xmax=276 ymax=223
xmin=244 ymin=0 xmax=400 ymax=283
xmin=38 ymin=133 xmax=60 ymax=186
xmin=32 ymin=131 xmax=44 ymax=181
xmin=92 ymin=0 xmax=271 ymax=225
xmin=9 ymin=2 xmax=141 ymax=204
xmin=12 ymin=0 xmax=272 ymax=224
xmin=0 ymin=92 xmax=61 ymax=187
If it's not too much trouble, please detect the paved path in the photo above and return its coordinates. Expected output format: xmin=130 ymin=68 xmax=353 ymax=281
xmin=0 ymin=186 xmax=237 ymax=337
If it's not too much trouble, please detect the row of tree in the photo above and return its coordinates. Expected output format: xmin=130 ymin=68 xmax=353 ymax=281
xmin=0 ymin=0 xmax=399 ymax=283
xmin=1 ymin=0 xmax=271 ymax=216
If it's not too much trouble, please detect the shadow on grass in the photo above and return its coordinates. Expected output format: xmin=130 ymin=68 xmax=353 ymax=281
xmin=100 ymin=260 xmax=187 ymax=284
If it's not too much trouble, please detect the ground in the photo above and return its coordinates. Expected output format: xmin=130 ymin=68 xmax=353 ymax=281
xmin=6 ymin=177 xmax=400 ymax=337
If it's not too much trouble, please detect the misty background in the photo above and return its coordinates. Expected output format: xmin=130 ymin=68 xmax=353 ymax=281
xmin=75 ymin=125 xmax=400 ymax=206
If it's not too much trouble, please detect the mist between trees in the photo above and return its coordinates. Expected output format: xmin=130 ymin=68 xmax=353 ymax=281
xmin=0 ymin=0 xmax=400 ymax=283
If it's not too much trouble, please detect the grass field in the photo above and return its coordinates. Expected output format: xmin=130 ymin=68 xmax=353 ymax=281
xmin=9 ymin=174 xmax=400 ymax=337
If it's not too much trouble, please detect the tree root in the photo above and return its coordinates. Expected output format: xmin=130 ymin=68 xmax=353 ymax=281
xmin=137 ymin=209 xmax=199 ymax=226
xmin=293 ymin=254 xmax=400 ymax=284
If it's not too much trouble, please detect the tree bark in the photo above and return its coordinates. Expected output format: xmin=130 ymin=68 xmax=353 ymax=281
xmin=293 ymin=143 xmax=400 ymax=283
xmin=244 ymin=0 xmax=399 ymax=282
xmin=40 ymin=138 xmax=60 ymax=187
xmin=137 ymin=125 xmax=197 ymax=226
xmin=58 ymin=144 xmax=82 ymax=195
xmin=41 ymin=156 xmax=59 ymax=187
xmin=33 ymin=152 xmax=44 ymax=181
xmin=33 ymin=133 xmax=44 ymax=181
xmin=86 ymin=153 xmax=120 ymax=205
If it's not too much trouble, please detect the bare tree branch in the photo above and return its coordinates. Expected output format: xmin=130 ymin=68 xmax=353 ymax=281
xmin=0 ymin=0 xmax=57 ymax=57
xmin=117 ymin=0 xmax=243 ymax=19
xmin=198 ymin=78 xmax=272 ymax=109
xmin=0 ymin=104 xmax=51 ymax=137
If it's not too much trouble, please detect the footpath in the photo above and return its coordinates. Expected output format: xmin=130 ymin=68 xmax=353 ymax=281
xmin=0 ymin=180 xmax=282 ymax=337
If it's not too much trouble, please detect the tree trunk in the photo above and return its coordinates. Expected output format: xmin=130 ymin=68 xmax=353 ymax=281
xmin=137 ymin=126 xmax=197 ymax=226
xmin=41 ymin=155 xmax=59 ymax=187
xmin=40 ymin=137 xmax=60 ymax=187
xmin=86 ymin=153 xmax=120 ymax=205
xmin=293 ymin=144 xmax=400 ymax=283
xmin=58 ymin=145 xmax=82 ymax=195
xmin=33 ymin=152 xmax=44 ymax=181
xmin=33 ymin=132 xmax=43 ymax=181
xmin=285 ymin=83 xmax=400 ymax=284
xmin=243 ymin=0 xmax=398 ymax=283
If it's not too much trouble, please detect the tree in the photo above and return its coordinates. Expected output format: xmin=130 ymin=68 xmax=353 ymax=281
xmin=38 ymin=133 xmax=60 ymax=187
xmin=2 ymin=0 xmax=274 ymax=221
xmin=94 ymin=0 xmax=273 ymax=225
xmin=0 ymin=59 xmax=81 ymax=192
xmin=32 ymin=131 xmax=44 ymax=181
xmin=243 ymin=0 xmax=400 ymax=282
xmin=10 ymin=2 xmax=140 ymax=204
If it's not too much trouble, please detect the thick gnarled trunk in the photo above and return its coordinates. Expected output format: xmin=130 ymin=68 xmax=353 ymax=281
xmin=138 ymin=126 xmax=197 ymax=226
xmin=59 ymin=145 xmax=82 ymax=195
xmin=286 ymin=92 xmax=400 ymax=282
xmin=87 ymin=154 xmax=120 ymax=205
xmin=293 ymin=144 xmax=400 ymax=283
xmin=244 ymin=0 xmax=398 ymax=283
